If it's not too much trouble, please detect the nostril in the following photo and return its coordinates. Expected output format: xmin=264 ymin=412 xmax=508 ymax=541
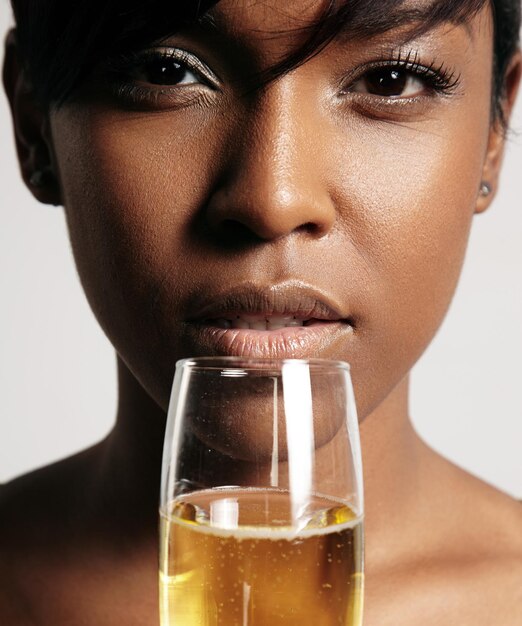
xmin=217 ymin=219 xmax=264 ymax=245
xmin=215 ymin=218 xmax=328 ymax=244
xmin=300 ymin=222 xmax=323 ymax=236
xmin=221 ymin=219 xmax=248 ymax=233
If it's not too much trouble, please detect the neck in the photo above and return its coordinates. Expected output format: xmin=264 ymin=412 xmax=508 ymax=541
xmin=359 ymin=377 xmax=427 ymax=568
xmin=91 ymin=359 xmax=167 ymax=542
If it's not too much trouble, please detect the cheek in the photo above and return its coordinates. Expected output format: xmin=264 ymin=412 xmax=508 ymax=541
xmin=50 ymin=107 xmax=220 ymax=396
xmin=53 ymin=107 xmax=215 ymax=259
xmin=331 ymin=109 xmax=489 ymax=414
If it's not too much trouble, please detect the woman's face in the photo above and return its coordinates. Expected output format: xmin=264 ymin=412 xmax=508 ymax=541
xmin=47 ymin=0 xmax=496 ymax=418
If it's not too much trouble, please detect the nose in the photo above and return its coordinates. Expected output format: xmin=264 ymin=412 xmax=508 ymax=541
xmin=205 ymin=80 xmax=337 ymax=243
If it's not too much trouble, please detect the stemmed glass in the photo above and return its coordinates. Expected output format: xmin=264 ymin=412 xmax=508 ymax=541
xmin=160 ymin=357 xmax=364 ymax=626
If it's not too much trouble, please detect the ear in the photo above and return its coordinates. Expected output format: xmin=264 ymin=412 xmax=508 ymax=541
xmin=2 ymin=29 xmax=62 ymax=206
xmin=476 ymin=50 xmax=522 ymax=214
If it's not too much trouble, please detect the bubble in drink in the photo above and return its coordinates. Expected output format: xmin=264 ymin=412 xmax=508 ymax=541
xmin=159 ymin=487 xmax=364 ymax=626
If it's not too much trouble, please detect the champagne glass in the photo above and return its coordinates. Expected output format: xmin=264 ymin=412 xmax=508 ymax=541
xmin=160 ymin=357 xmax=364 ymax=626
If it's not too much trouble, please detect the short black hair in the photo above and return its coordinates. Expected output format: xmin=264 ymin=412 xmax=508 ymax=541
xmin=8 ymin=0 xmax=522 ymax=122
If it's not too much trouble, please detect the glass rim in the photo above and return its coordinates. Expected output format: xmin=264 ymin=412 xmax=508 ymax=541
xmin=175 ymin=356 xmax=351 ymax=372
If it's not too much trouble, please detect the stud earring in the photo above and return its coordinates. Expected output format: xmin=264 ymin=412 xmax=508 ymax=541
xmin=480 ymin=181 xmax=492 ymax=197
xmin=29 ymin=169 xmax=47 ymax=188
xmin=29 ymin=166 xmax=56 ymax=189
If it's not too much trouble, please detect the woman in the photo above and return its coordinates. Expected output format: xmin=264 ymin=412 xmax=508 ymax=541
xmin=1 ymin=0 xmax=521 ymax=624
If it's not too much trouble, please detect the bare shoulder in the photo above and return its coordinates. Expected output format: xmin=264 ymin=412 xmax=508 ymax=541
xmin=367 ymin=547 xmax=522 ymax=626
xmin=366 ymin=451 xmax=522 ymax=626
xmin=419 ymin=443 xmax=522 ymax=551
xmin=0 ymin=449 xmax=101 ymax=626
xmin=464 ymin=474 xmax=522 ymax=622
xmin=0 ymin=445 xmax=106 ymax=569
xmin=432 ymin=453 xmax=522 ymax=619
xmin=0 ymin=449 xmax=158 ymax=626
xmin=0 ymin=475 xmax=49 ymax=626
xmin=0 ymin=448 xmax=96 ymax=538
xmin=447 ymin=460 xmax=522 ymax=555
xmin=367 ymin=508 xmax=522 ymax=626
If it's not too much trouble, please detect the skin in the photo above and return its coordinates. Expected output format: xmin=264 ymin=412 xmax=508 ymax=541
xmin=1 ymin=0 xmax=522 ymax=624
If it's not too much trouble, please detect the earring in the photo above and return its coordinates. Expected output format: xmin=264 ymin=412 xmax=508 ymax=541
xmin=29 ymin=170 xmax=47 ymax=188
xmin=480 ymin=181 xmax=492 ymax=197
xmin=29 ymin=166 xmax=56 ymax=189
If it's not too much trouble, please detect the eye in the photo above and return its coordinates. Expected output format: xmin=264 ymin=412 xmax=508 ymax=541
xmin=350 ymin=67 xmax=426 ymax=98
xmin=105 ymin=47 xmax=218 ymax=91
xmin=100 ymin=47 xmax=221 ymax=109
xmin=129 ymin=53 xmax=201 ymax=87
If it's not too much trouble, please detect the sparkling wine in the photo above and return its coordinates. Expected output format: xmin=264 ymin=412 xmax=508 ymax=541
xmin=159 ymin=487 xmax=364 ymax=626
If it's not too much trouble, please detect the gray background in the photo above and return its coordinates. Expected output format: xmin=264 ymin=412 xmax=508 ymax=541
xmin=1 ymin=3 xmax=521 ymax=496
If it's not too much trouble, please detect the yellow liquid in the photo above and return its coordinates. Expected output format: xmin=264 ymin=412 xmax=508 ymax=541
xmin=160 ymin=488 xmax=364 ymax=626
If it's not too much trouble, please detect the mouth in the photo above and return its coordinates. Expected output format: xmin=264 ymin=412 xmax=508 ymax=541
xmin=184 ymin=283 xmax=354 ymax=359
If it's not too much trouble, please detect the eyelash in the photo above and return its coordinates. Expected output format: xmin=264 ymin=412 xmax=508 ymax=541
xmin=103 ymin=47 xmax=461 ymax=108
xmin=345 ymin=49 xmax=461 ymax=98
xmin=104 ymin=48 xmax=216 ymax=107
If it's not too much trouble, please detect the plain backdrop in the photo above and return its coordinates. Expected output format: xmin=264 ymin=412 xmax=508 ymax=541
xmin=0 ymin=3 xmax=521 ymax=497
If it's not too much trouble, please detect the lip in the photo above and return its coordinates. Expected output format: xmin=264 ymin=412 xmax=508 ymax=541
xmin=184 ymin=282 xmax=354 ymax=359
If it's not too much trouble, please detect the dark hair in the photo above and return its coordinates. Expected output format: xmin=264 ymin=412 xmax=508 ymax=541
xmin=8 ymin=0 xmax=522 ymax=122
